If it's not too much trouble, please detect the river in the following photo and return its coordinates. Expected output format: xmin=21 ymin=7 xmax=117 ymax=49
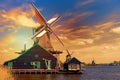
xmin=12 ymin=66 xmax=120 ymax=80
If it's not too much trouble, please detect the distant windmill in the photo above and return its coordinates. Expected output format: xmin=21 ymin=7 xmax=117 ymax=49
xmin=31 ymin=4 xmax=71 ymax=62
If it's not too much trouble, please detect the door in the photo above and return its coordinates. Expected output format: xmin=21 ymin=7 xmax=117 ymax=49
xmin=36 ymin=62 xmax=40 ymax=69
xmin=44 ymin=59 xmax=51 ymax=69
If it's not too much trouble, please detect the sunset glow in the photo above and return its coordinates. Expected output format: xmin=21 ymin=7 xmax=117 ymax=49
xmin=0 ymin=0 xmax=120 ymax=64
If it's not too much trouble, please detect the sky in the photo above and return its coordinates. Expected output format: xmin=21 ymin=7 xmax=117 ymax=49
xmin=0 ymin=0 xmax=120 ymax=64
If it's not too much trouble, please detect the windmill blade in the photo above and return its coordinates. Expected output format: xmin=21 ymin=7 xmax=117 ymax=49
xmin=36 ymin=29 xmax=47 ymax=38
xmin=66 ymin=49 xmax=71 ymax=55
xmin=32 ymin=3 xmax=61 ymax=39
xmin=32 ymin=3 xmax=61 ymax=27
xmin=32 ymin=27 xmax=46 ymax=39
xmin=47 ymin=16 xmax=60 ymax=26
xmin=32 ymin=3 xmax=46 ymax=25
xmin=47 ymin=27 xmax=64 ymax=46
xmin=48 ymin=26 xmax=71 ymax=55
xmin=31 ymin=16 xmax=61 ymax=41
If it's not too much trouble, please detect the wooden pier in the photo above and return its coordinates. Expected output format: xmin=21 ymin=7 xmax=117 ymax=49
xmin=11 ymin=69 xmax=58 ymax=74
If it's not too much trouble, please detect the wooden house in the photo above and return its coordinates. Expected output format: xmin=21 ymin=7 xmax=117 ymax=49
xmin=63 ymin=57 xmax=81 ymax=71
xmin=4 ymin=43 xmax=57 ymax=70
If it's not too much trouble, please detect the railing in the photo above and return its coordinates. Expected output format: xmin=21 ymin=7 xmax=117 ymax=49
xmin=11 ymin=69 xmax=58 ymax=74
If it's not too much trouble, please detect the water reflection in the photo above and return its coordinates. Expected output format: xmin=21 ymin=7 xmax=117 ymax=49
xmin=14 ymin=74 xmax=81 ymax=80
xmin=10 ymin=66 xmax=120 ymax=80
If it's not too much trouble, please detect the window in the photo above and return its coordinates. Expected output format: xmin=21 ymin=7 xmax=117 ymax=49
xmin=8 ymin=62 xmax=13 ymax=69
xmin=31 ymin=61 xmax=40 ymax=69
xmin=34 ymin=54 xmax=39 ymax=58
xmin=68 ymin=64 xmax=79 ymax=70
xmin=24 ymin=62 xmax=27 ymax=65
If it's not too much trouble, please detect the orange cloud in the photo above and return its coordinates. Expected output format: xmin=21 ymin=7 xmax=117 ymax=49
xmin=0 ymin=4 xmax=39 ymax=33
xmin=51 ymin=12 xmax=120 ymax=63
xmin=1 ymin=3 xmax=120 ymax=64
xmin=0 ymin=34 xmax=19 ymax=64
xmin=0 ymin=4 xmax=42 ymax=64
xmin=110 ymin=27 xmax=120 ymax=34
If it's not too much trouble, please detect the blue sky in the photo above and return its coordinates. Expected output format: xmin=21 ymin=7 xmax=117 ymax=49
xmin=0 ymin=0 xmax=120 ymax=25
xmin=1 ymin=0 xmax=120 ymax=64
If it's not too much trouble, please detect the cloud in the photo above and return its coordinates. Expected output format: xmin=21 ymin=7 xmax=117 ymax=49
xmin=0 ymin=34 xmax=16 ymax=47
xmin=0 ymin=4 xmax=42 ymax=64
xmin=0 ymin=27 xmax=5 ymax=32
xmin=64 ymin=12 xmax=93 ymax=24
xmin=57 ymin=11 xmax=94 ymax=32
xmin=0 ymin=34 xmax=19 ymax=64
xmin=77 ymin=43 xmax=120 ymax=63
xmin=103 ymin=46 xmax=115 ymax=50
xmin=51 ymin=11 xmax=120 ymax=63
xmin=58 ymin=34 xmax=68 ymax=40
xmin=71 ymin=38 xmax=94 ymax=46
xmin=1 ymin=0 xmax=120 ymax=64
xmin=106 ymin=9 xmax=120 ymax=22
xmin=110 ymin=27 xmax=120 ymax=34
xmin=0 ymin=4 xmax=39 ymax=33
xmin=76 ymin=0 xmax=95 ymax=8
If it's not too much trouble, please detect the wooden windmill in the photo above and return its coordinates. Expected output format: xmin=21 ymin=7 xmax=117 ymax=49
xmin=31 ymin=3 xmax=63 ymax=51
xmin=31 ymin=4 xmax=71 ymax=66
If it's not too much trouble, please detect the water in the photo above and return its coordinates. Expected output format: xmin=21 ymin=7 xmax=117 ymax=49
xmin=13 ymin=66 xmax=120 ymax=80
xmin=80 ymin=66 xmax=120 ymax=80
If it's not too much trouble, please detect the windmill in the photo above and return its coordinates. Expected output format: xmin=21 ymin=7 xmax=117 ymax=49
xmin=31 ymin=4 xmax=71 ymax=64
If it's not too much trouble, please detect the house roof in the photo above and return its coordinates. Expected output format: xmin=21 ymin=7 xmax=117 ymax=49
xmin=4 ymin=42 xmax=56 ymax=63
xmin=65 ymin=57 xmax=81 ymax=64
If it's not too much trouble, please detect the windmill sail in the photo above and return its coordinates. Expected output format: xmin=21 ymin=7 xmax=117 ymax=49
xmin=32 ymin=27 xmax=47 ymax=39
xmin=36 ymin=29 xmax=47 ymax=38
xmin=32 ymin=4 xmax=46 ymax=25
xmin=32 ymin=4 xmax=54 ymax=51
xmin=32 ymin=4 xmax=70 ymax=54
xmin=32 ymin=15 xmax=60 ymax=39
xmin=47 ymin=16 xmax=60 ymax=25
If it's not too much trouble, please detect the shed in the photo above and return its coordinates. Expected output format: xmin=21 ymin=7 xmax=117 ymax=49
xmin=63 ymin=57 xmax=81 ymax=71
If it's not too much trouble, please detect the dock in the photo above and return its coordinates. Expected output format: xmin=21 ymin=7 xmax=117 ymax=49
xmin=10 ymin=69 xmax=83 ymax=74
xmin=11 ymin=69 xmax=58 ymax=74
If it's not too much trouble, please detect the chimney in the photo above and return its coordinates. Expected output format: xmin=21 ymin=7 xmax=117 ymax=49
xmin=24 ymin=43 xmax=26 ymax=51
